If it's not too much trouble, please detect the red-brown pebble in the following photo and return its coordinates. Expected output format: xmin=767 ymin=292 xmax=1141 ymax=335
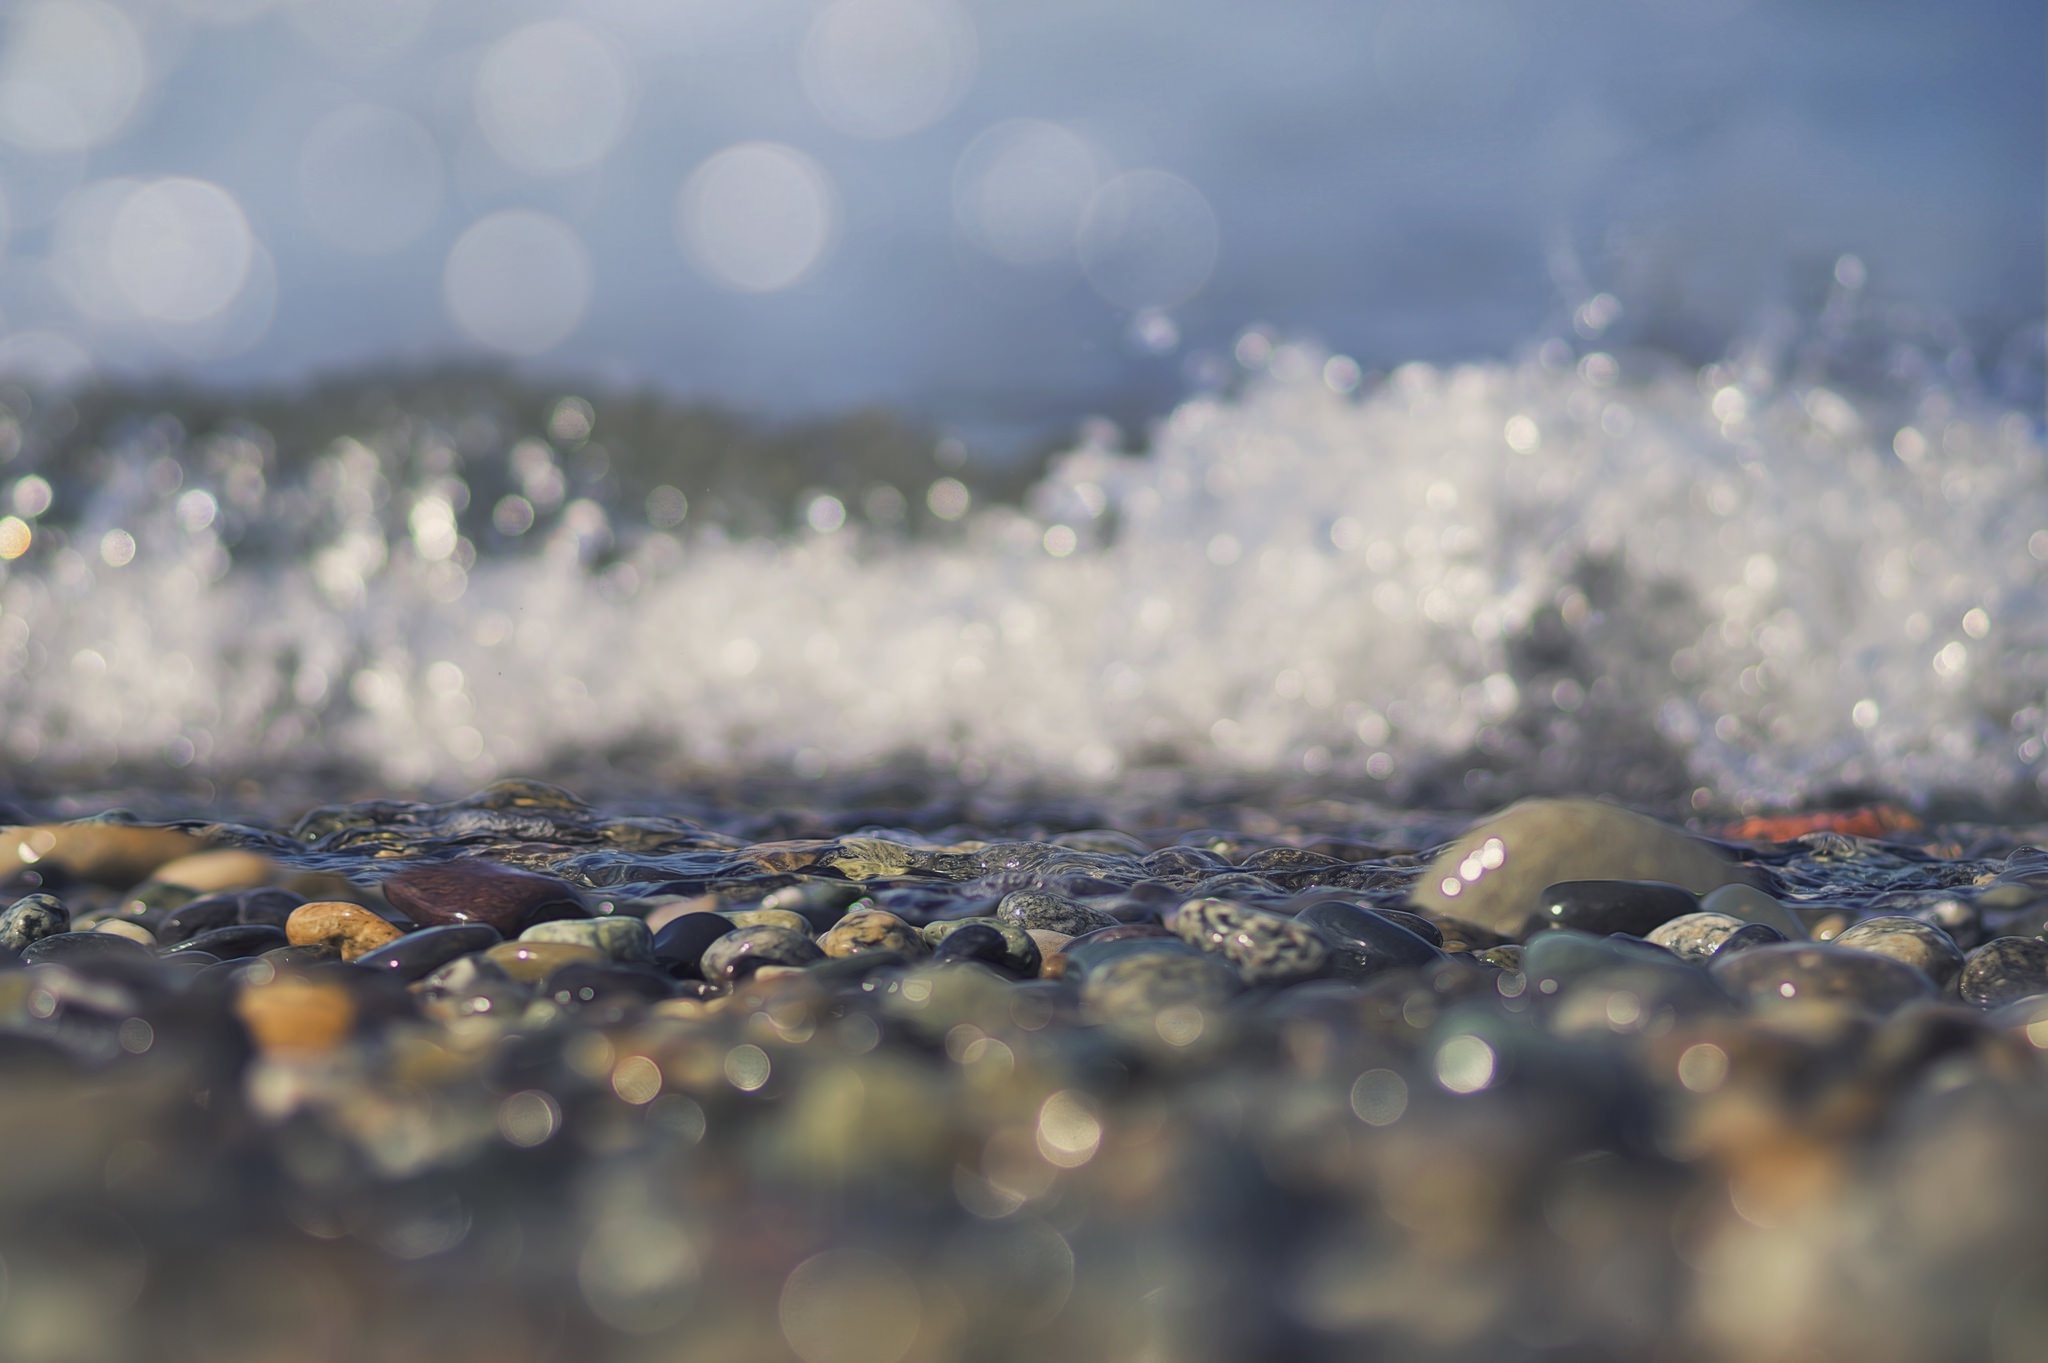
xmin=381 ymin=861 xmax=589 ymax=934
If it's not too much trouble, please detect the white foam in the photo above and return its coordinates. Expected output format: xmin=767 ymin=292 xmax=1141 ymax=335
xmin=1 ymin=345 xmax=2042 ymax=809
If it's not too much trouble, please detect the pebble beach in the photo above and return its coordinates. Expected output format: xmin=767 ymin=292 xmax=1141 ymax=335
xmin=5 ymin=781 xmax=2048 ymax=1362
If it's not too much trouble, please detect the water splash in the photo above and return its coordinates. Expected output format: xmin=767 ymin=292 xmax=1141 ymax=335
xmin=0 ymin=334 xmax=2042 ymax=813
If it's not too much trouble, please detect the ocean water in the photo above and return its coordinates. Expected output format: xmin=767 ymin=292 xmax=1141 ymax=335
xmin=1 ymin=300 xmax=2042 ymax=819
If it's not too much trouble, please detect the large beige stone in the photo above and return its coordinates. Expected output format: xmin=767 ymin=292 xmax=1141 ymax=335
xmin=0 ymin=822 xmax=207 ymax=887
xmin=1408 ymin=798 xmax=1750 ymax=934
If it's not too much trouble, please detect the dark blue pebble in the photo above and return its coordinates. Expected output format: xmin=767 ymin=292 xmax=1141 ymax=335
xmin=1528 ymin=881 xmax=1701 ymax=938
xmin=350 ymin=923 xmax=503 ymax=982
xmin=650 ymin=913 xmax=737 ymax=978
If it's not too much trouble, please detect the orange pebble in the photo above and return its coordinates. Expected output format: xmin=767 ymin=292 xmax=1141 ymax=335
xmin=235 ymin=977 xmax=356 ymax=1054
xmin=286 ymin=901 xmax=404 ymax=961
xmin=1721 ymin=806 xmax=1922 ymax=844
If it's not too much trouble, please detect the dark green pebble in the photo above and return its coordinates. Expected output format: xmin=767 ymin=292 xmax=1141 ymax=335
xmin=1957 ymin=937 xmax=2048 ymax=1008
xmin=699 ymin=925 xmax=823 ymax=982
xmin=1294 ymin=900 xmax=1443 ymax=976
xmin=1528 ymin=880 xmax=1701 ymax=938
xmin=0 ymin=893 xmax=69 ymax=951
xmin=996 ymin=891 xmax=1116 ymax=938
xmin=650 ymin=913 xmax=738 ymax=978
xmin=351 ymin=923 xmax=503 ymax=982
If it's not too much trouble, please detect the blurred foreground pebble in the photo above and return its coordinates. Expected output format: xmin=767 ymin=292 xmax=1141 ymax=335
xmin=0 ymin=786 xmax=2043 ymax=1361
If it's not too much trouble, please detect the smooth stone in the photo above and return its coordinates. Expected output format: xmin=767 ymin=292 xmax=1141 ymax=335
xmin=650 ymin=913 xmax=739 ymax=978
xmin=164 ymin=924 xmax=290 ymax=960
xmin=233 ymin=975 xmax=355 ymax=1054
xmin=699 ymin=925 xmax=824 ymax=982
xmin=1830 ymin=916 xmax=1966 ymax=990
xmin=722 ymin=908 xmax=815 ymax=938
xmin=1709 ymin=943 xmax=1935 ymax=1013
xmin=1166 ymin=898 xmax=1330 ymax=985
xmin=1648 ymin=912 xmax=1787 ymax=964
xmin=91 ymin=919 xmax=157 ymax=947
xmin=415 ymin=955 xmax=529 ymax=1022
xmin=1294 ymin=901 xmax=1443 ymax=976
xmin=1699 ymin=883 xmax=1810 ymax=941
xmin=350 ymin=923 xmax=504 ymax=982
xmin=758 ymin=881 xmax=870 ymax=932
xmin=0 ymin=823 xmax=205 ymax=886
xmin=1046 ymin=924 xmax=1180 ymax=979
xmin=995 ymin=891 xmax=1117 ymax=938
xmin=931 ymin=923 xmax=1040 ymax=979
xmin=817 ymin=909 xmax=929 ymax=960
xmin=230 ymin=888 xmax=306 ymax=928
xmin=0 ymin=893 xmax=69 ymax=951
xmin=1528 ymin=880 xmax=1701 ymax=938
xmin=287 ymin=901 xmax=404 ymax=961
xmin=20 ymin=932 xmax=155 ymax=968
xmin=920 ymin=918 xmax=1040 ymax=978
xmin=1408 ymin=798 xmax=1749 ymax=934
xmin=155 ymin=895 xmax=243 ymax=945
xmin=1519 ymin=930 xmax=1690 ymax=992
xmin=1372 ymin=907 xmax=1445 ymax=947
xmin=484 ymin=940 xmax=606 ymax=984
xmin=381 ymin=861 xmax=588 ymax=934
xmin=150 ymin=848 xmax=277 ymax=893
xmin=520 ymin=916 xmax=654 ymax=963
xmin=1957 ymin=937 xmax=2048 ymax=1008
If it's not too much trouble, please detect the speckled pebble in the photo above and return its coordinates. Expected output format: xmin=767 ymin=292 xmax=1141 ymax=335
xmin=0 ymin=893 xmax=69 ymax=950
xmin=520 ymin=915 xmax=655 ymax=963
xmin=1166 ymin=897 xmax=1331 ymax=984
xmin=700 ymin=924 xmax=824 ymax=982
xmin=721 ymin=907 xmax=815 ymax=938
xmin=1709 ymin=942 xmax=1936 ymax=1013
xmin=817 ymin=909 xmax=928 ymax=960
xmin=1648 ymin=911 xmax=1787 ymax=964
xmin=1830 ymin=915 xmax=1966 ymax=990
xmin=1957 ymin=936 xmax=2048 ymax=1008
xmin=995 ymin=891 xmax=1116 ymax=937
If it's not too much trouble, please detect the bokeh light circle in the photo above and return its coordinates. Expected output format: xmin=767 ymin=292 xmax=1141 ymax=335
xmin=1076 ymin=169 xmax=1219 ymax=311
xmin=443 ymin=210 xmax=594 ymax=355
xmin=109 ymin=178 xmax=256 ymax=325
xmin=299 ymin=104 xmax=445 ymax=255
xmin=676 ymin=143 xmax=837 ymax=293
xmin=800 ymin=0 xmax=976 ymax=140
xmin=952 ymin=119 xmax=1102 ymax=268
xmin=0 ymin=0 xmax=145 ymax=154
xmin=474 ymin=20 xmax=633 ymax=176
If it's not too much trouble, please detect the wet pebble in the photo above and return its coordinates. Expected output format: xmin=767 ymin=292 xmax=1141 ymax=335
xmin=995 ymin=891 xmax=1117 ymax=938
xmin=484 ymin=940 xmax=605 ymax=984
xmin=21 ymin=932 xmax=155 ymax=969
xmin=721 ymin=907 xmax=815 ymax=937
xmin=1166 ymin=897 xmax=1330 ymax=985
xmin=520 ymin=916 xmax=655 ymax=963
xmin=817 ymin=909 xmax=928 ymax=960
xmin=0 ymin=893 xmax=70 ymax=951
xmin=234 ymin=975 xmax=356 ymax=1054
xmin=286 ymin=901 xmax=404 ymax=961
xmin=163 ymin=924 xmax=290 ymax=960
xmin=923 ymin=918 xmax=1041 ymax=978
xmin=1830 ymin=916 xmax=1967 ymax=991
xmin=1293 ymin=900 xmax=1443 ymax=976
xmin=351 ymin=923 xmax=504 ymax=982
xmin=650 ymin=912 xmax=739 ymax=978
xmin=1698 ymin=882 xmax=1809 ymax=940
xmin=1957 ymin=937 xmax=2048 ymax=1008
xmin=700 ymin=925 xmax=824 ymax=983
xmin=1648 ymin=912 xmax=1787 ymax=964
xmin=381 ymin=861 xmax=588 ymax=933
xmin=1528 ymin=879 xmax=1700 ymax=938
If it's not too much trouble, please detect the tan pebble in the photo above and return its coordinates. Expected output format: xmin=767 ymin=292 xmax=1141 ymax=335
xmin=817 ymin=909 xmax=926 ymax=959
xmin=1408 ymin=797 xmax=1752 ymax=934
xmin=1025 ymin=930 xmax=1072 ymax=975
xmin=0 ymin=823 xmax=207 ymax=887
xmin=235 ymin=977 xmax=356 ymax=1054
xmin=724 ymin=908 xmax=813 ymax=936
xmin=483 ymin=939 xmax=603 ymax=983
xmin=91 ymin=919 xmax=157 ymax=947
xmin=651 ymin=996 xmax=728 ymax=1020
xmin=287 ymin=901 xmax=403 ymax=961
xmin=151 ymin=848 xmax=278 ymax=892
xmin=642 ymin=894 xmax=721 ymax=934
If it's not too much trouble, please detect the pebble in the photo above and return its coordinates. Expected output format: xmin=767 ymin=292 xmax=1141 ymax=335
xmin=922 ymin=918 xmax=1041 ymax=978
xmin=1165 ymin=897 xmax=1330 ymax=985
xmin=1957 ymin=937 xmax=2048 ymax=1008
xmin=699 ymin=925 xmax=824 ymax=982
xmin=650 ymin=912 xmax=739 ymax=978
xmin=0 ymin=893 xmax=70 ymax=950
xmin=20 ymin=931 xmax=156 ymax=969
xmin=164 ymin=924 xmax=291 ymax=960
xmin=721 ymin=907 xmax=815 ymax=937
xmin=0 ymin=822 xmax=205 ymax=886
xmin=1830 ymin=916 xmax=1967 ymax=991
xmin=351 ymin=923 xmax=504 ymax=982
xmin=817 ymin=909 xmax=929 ymax=960
xmin=519 ymin=916 xmax=655 ymax=963
xmin=1293 ymin=900 xmax=1443 ymax=975
xmin=380 ymin=861 xmax=588 ymax=933
xmin=1527 ymin=879 xmax=1701 ymax=938
xmin=1408 ymin=798 xmax=1750 ymax=933
xmin=150 ymin=849 xmax=277 ymax=893
xmin=286 ymin=901 xmax=405 ymax=961
xmin=1698 ymin=882 xmax=1810 ymax=940
xmin=1647 ymin=911 xmax=1786 ymax=964
xmin=995 ymin=891 xmax=1117 ymax=937
xmin=1080 ymin=946 xmax=1243 ymax=1031
xmin=234 ymin=975 xmax=356 ymax=1054
xmin=1709 ymin=942 xmax=1936 ymax=1013
xmin=484 ymin=940 xmax=606 ymax=984
xmin=90 ymin=919 xmax=157 ymax=947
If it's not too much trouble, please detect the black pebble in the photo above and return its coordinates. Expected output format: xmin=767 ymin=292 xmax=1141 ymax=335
xmin=351 ymin=923 xmax=504 ymax=982
xmin=21 ymin=932 xmax=155 ymax=969
xmin=165 ymin=924 xmax=290 ymax=960
xmin=932 ymin=923 xmax=1025 ymax=976
xmin=650 ymin=912 xmax=737 ymax=979
xmin=1528 ymin=881 xmax=1701 ymax=938
xmin=1958 ymin=936 xmax=2048 ymax=1008
xmin=1295 ymin=901 xmax=1444 ymax=975
xmin=156 ymin=895 xmax=243 ymax=945
xmin=543 ymin=961 xmax=676 ymax=1007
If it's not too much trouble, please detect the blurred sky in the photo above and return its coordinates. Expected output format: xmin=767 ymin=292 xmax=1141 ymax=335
xmin=0 ymin=0 xmax=2037 ymax=440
